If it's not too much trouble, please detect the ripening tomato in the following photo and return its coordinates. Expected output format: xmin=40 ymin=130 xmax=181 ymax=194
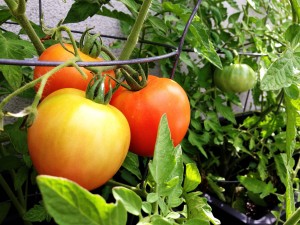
xmin=27 ymin=88 xmax=130 ymax=190
xmin=34 ymin=43 xmax=115 ymax=98
xmin=110 ymin=75 xmax=190 ymax=157
xmin=213 ymin=63 xmax=257 ymax=93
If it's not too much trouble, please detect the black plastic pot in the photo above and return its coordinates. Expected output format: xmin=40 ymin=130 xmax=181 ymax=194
xmin=205 ymin=193 xmax=299 ymax=225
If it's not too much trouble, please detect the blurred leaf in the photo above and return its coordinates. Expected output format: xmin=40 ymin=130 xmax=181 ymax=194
xmin=187 ymin=131 xmax=209 ymax=158
xmin=112 ymin=187 xmax=142 ymax=216
xmin=64 ymin=0 xmax=103 ymax=24
xmin=261 ymin=50 xmax=300 ymax=91
xmin=23 ymin=204 xmax=49 ymax=222
xmin=37 ymin=175 xmax=127 ymax=225
xmin=284 ymin=24 xmax=300 ymax=49
xmin=0 ymin=31 xmax=36 ymax=90
xmin=184 ymin=191 xmax=220 ymax=225
xmin=0 ymin=202 xmax=11 ymax=224
xmin=214 ymin=96 xmax=236 ymax=124
xmin=4 ymin=119 xmax=28 ymax=154
xmin=237 ymin=176 xmax=277 ymax=198
xmin=122 ymin=152 xmax=142 ymax=180
xmin=183 ymin=163 xmax=201 ymax=193
xmin=0 ymin=6 xmax=12 ymax=24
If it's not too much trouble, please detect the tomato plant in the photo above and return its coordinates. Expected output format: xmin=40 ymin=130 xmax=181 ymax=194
xmin=27 ymin=88 xmax=130 ymax=190
xmin=213 ymin=63 xmax=257 ymax=93
xmin=110 ymin=75 xmax=190 ymax=157
xmin=33 ymin=43 xmax=116 ymax=98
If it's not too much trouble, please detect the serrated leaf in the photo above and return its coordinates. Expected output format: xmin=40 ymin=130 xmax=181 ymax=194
xmin=185 ymin=192 xmax=220 ymax=225
xmin=237 ymin=176 xmax=276 ymax=198
xmin=23 ymin=204 xmax=49 ymax=222
xmin=64 ymin=1 xmax=100 ymax=24
xmin=214 ymin=96 xmax=236 ymax=124
xmin=284 ymin=24 xmax=300 ymax=49
xmin=183 ymin=163 xmax=201 ymax=193
xmin=122 ymin=152 xmax=142 ymax=180
xmin=274 ymin=154 xmax=287 ymax=186
xmin=112 ymin=187 xmax=142 ymax=216
xmin=187 ymin=131 xmax=208 ymax=158
xmin=284 ymin=84 xmax=300 ymax=99
xmin=0 ymin=7 xmax=12 ymax=24
xmin=148 ymin=115 xmax=184 ymax=207
xmin=0 ymin=31 xmax=36 ymax=89
xmin=4 ymin=119 xmax=29 ymax=154
xmin=261 ymin=50 xmax=300 ymax=91
xmin=37 ymin=175 xmax=127 ymax=225
xmin=189 ymin=23 xmax=222 ymax=69
xmin=14 ymin=166 xmax=29 ymax=190
xmin=148 ymin=16 xmax=168 ymax=34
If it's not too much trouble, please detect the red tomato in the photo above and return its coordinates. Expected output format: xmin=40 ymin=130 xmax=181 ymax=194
xmin=27 ymin=88 xmax=130 ymax=190
xmin=110 ymin=75 xmax=190 ymax=157
xmin=34 ymin=43 xmax=115 ymax=98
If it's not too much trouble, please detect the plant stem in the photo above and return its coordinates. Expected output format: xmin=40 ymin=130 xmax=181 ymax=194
xmin=118 ymin=0 xmax=152 ymax=60
xmin=0 ymin=175 xmax=32 ymax=225
xmin=107 ymin=180 xmax=147 ymax=198
xmin=289 ymin=0 xmax=300 ymax=23
xmin=284 ymin=207 xmax=300 ymax=225
xmin=0 ymin=57 xmax=80 ymax=131
xmin=4 ymin=0 xmax=45 ymax=55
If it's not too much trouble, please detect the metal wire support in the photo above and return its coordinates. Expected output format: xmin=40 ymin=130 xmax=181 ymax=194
xmin=0 ymin=0 xmax=203 ymax=73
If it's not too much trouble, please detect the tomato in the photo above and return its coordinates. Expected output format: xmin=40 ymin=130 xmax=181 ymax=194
xmin=110 ymin=75 xmax=190 ymax=157
xmin=34 ymin=43 xmax=115 ymax=98
xmin=213 ymin=63 xmax=257 ymax=93
xmin=27 ymin=88 xmax=130 ymax=190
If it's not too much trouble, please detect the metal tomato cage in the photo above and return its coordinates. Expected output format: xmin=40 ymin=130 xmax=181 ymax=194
xmin=0 ymin=0 xmax=202 ymax=77
xmin=0 ymin=0 xmax=254 ymax=112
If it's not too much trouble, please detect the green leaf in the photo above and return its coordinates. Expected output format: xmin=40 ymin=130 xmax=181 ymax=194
xmin=37 ymin=175 xmax=127 ymax=225
xmin=0 ymin=202 xmax=11 ymax=224
xmin=214 ymin=96 xmax=236 ymax=124
xmin=0 ymin=31 xmax=36 ymax=90
xmin=183 ymin=163 xmax=201 ymax=193
xmin=23 ymin=204 xmax=49 ymax=222
xmin=14 ymin=166 xmax=29 ymax=190
xmin=284 ymin=84 xmax=300 ymax=99
xmin=184 ymin=218 xmax=210 ymax=225
xmin=4 ymin=119 xmax=29 ymax=154
xmin=187 ymin=131 xmax=209 ymax=158
xmin=0 ymin=6 xmax=12 ymax=24
xmin=284 ymin=24 xmax=300 ymax=49
xmin=112 ymin=187 xmax=142 ymax=216
xmin=0 ymin=155 xmax=23 ymax=172
xmin=148 ymin=16 xmax=168 ymax=34
xmin=122 ymin=152 xmax=142 ymax=180
xmin=184 ymin=192 xmax=220 ymax=225
xmin=189 ymin=23 xmax=222 ymax=69
xmin=274 ymin=154 xmax=287 ymax=186
xmin=261 ymin=50 xmax=300 ymax=91
xmin=237 ymin=176 xmax=277 ymax=198
xmin=148 ymin=114 xmax=184 ymax=207
xmin=64 ymin=1 xmax=100 ymax=24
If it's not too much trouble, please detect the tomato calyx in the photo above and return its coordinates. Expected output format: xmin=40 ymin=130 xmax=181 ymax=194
xmin=86 ymin=74 xmax=112 ymax=104
xmin=79 ymin=28 xmax=103 ymax=59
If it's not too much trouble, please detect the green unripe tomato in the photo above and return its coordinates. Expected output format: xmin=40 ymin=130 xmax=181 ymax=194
xmin=213 ymin=64 xmax=257 ymax=93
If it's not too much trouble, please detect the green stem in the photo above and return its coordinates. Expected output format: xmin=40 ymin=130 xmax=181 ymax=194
xmin=284 ymin=207 xmax=300 ymax=225
xmin=4 ymin=0 xmax=45 ymax=55
xmin=0 ymin=57 xmax=80 ymax=130
xmin=0 ymin=175 xmax=32 ymax=225
xmin=107 ymin=180 xmax=147 ymax=198
xmin=284 ymin=93 xmax=297 ymax=219
xmin=118 ymin=0 xmax=152 ymax=60
xmin=290 ymin=0 xmax=300 ymax=23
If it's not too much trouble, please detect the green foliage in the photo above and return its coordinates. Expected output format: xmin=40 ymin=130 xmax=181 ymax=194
xmin=0 ymin=0 xmax=300 ymax=224
xmin=35 ymin=115 xmax=219 ymax=225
